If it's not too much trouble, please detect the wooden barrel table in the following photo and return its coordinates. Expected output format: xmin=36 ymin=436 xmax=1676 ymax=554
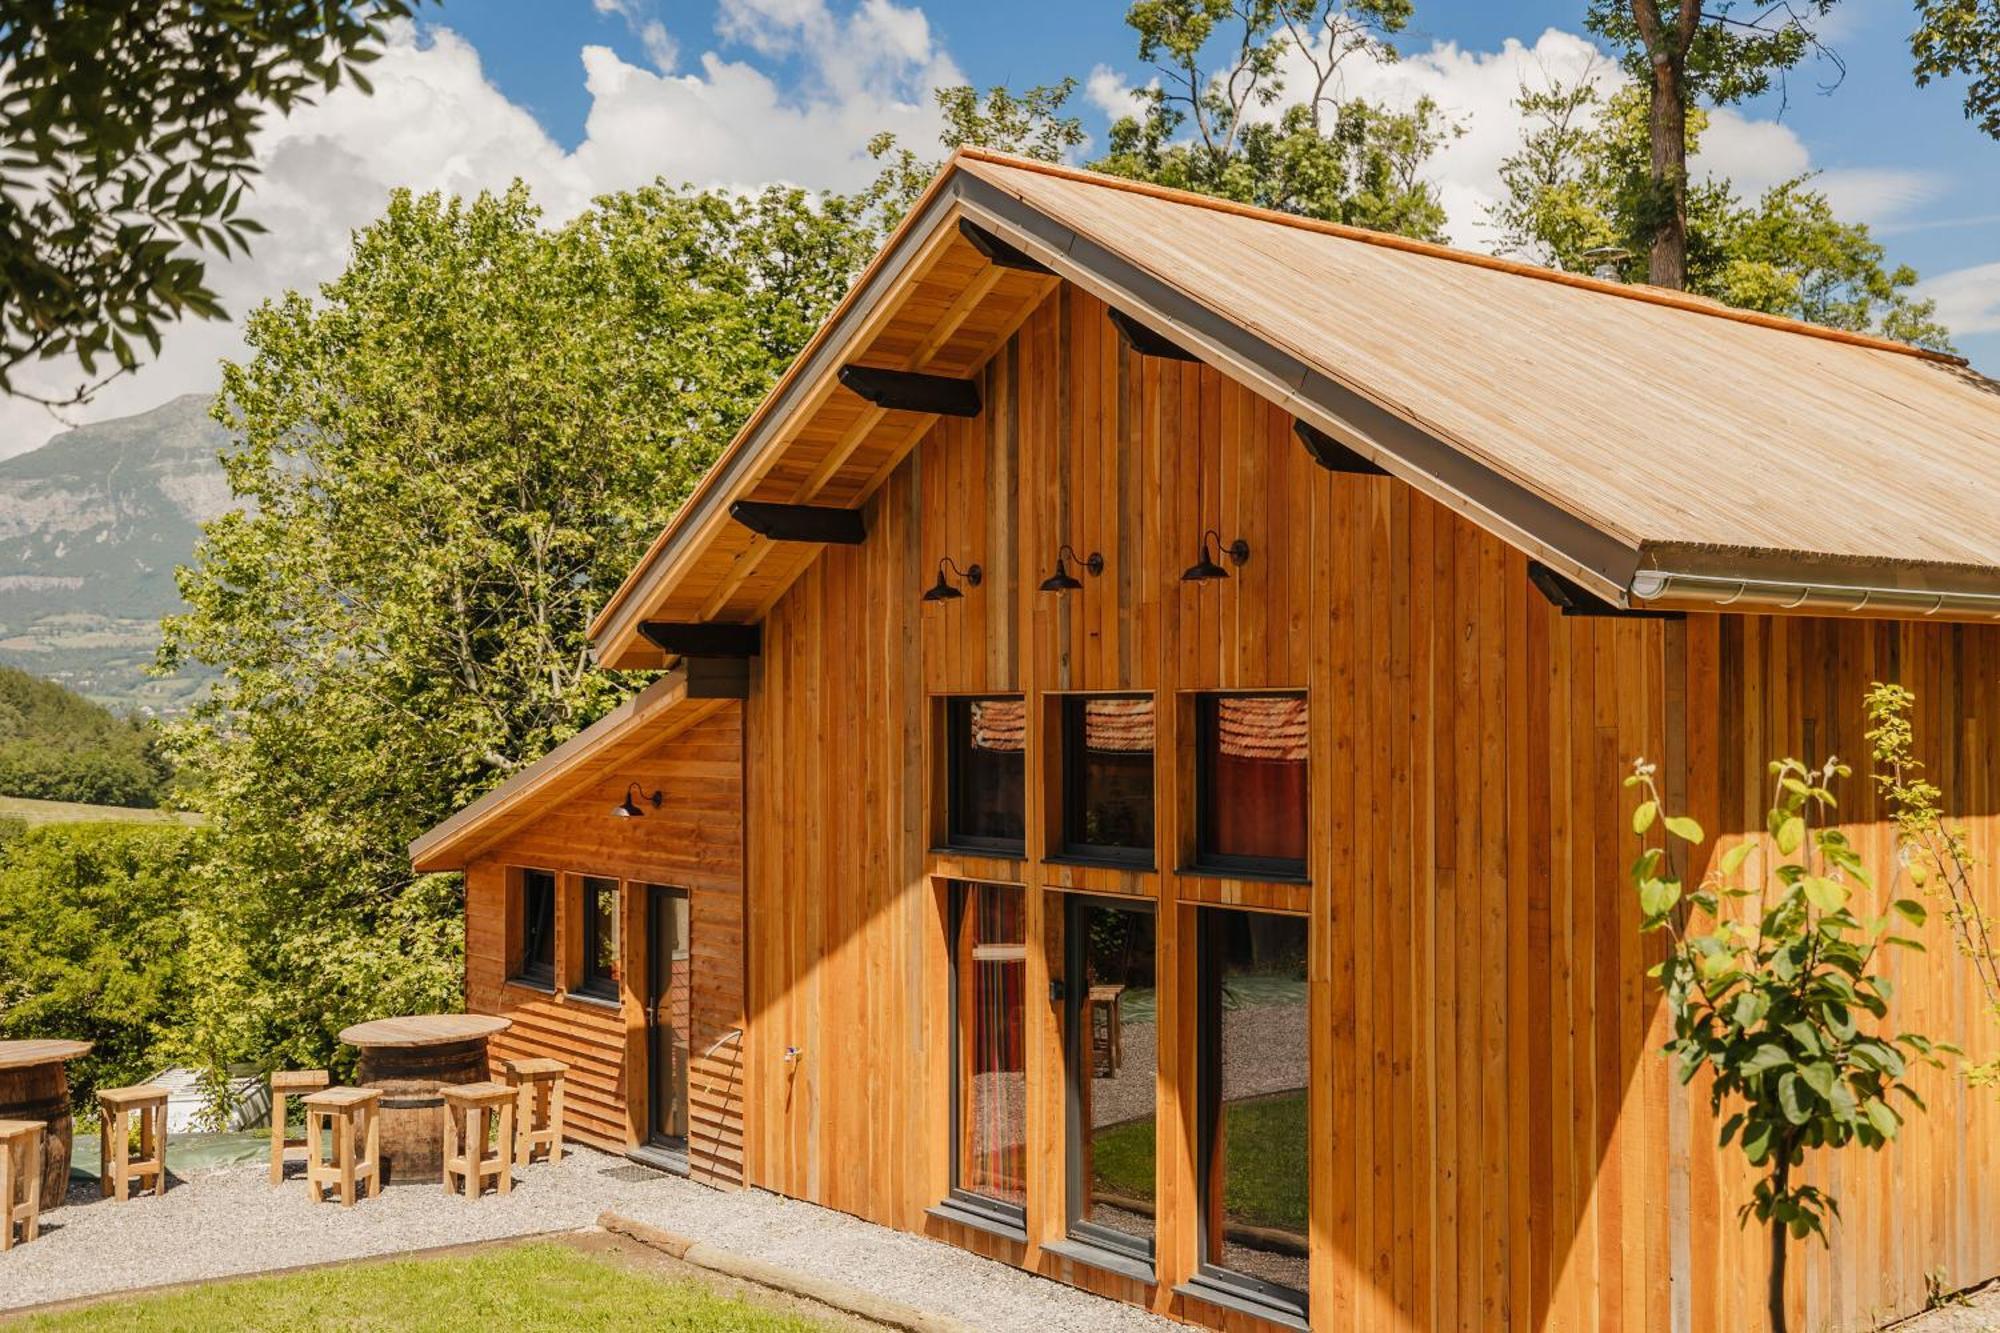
xmin=339 ymin=1015 xmax=509 ymax=1186
xmin=0 ymin=1039 xmax=92 ymax=1209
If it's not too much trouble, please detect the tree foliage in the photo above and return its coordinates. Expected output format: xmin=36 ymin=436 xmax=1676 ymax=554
xmin=158 ymin=181 xmax=879 ymax=1073
xmin=1912 ymin=0 xmax=2000 ymax=139
xmin=0 ymin=666 xmax=171 ymax=807
xmin=1095 ymin=0 xmax=1455 ymax=235
xmin=1491 ymin=79 xmax=1953 ymax=350
xmin=0 ymin=822 xmax=209 ymax=1107
xmin=1626 ymin=745 xmax=1946 ymax=1333
xmin=0 ymin=0 xmax=423 ymax=407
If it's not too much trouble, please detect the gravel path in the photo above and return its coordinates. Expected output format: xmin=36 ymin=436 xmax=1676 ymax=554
xmin=0 ymin=1146 xmax=1176 ymax=1333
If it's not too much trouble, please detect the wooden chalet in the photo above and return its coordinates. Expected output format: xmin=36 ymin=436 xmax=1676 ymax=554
xmin=412 ymin=149 xmax=2000 ymax=1332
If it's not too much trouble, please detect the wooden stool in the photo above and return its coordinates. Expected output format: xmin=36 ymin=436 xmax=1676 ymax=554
xmin=97 ymin=1084 xmax=169 ymax=1201
xmin=441 ymin=1081 xmax=515 ymax=1200
xmin=303 ymin=1086 xmax=382 ymax=1206
xmin=0 ymin=1120 xmax=44 ymax=1250
xmin=502 ymin=1058 xmax=567 ymax=1165
xmin=1088 ymin=984 xmax=1126 ymax=1077
xmin=268 ymin=1069 xmax=331 ymax=1184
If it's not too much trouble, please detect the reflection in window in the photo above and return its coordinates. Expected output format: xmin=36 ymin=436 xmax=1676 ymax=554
xmin=1199 ymin=908 xmax=1310 ymax=1306
xmin=947 ymin=697 xmax=1026 ymax=851
xmin=516 ymin=869 xmax=556 ymax=986
xmin=1061 ymin=696 xmax=1155 ymax=864
xmin=1068 ymin=898 xmax=1158 ymax=1259
xmin=581 ymin=876 xmax=620 ymax=1000
xmin=1197 ymin=694 xmax=1308 ymax=877
xmin=952 ymin=882 xmax=1027 ymax=1215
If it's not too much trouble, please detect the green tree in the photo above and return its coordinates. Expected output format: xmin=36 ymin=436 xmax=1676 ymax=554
xmin=863 ymin=81 xmax=1089 ymax=227
xmin=1095 ymin=0 xmax=1455 ymax=235
xmin=158 ymin=181 xmax=879 ymax=1075
xmin=1626 ymin=750 xmax=1946 ymax=1333
xmin=0 ymin=666 xmax=171 ymax=808
xmin=0 ymin=0 xmax=424 ymax=407
xmin=1912 ymin=0 xmax=2000 ymax=138
xmin=1491 ymin=79 xmax=1952 ymax=350
xmin=0 ymin=823 xmax=209 ymax=1108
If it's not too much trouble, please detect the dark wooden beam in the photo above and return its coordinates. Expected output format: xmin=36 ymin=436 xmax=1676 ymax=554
xmin=1527 ymin=562 xmax=1684 ymax=620
xmin=639 ymin=621 xmax=762 ymax=658
xmin=728 ymin=500 xmax=866 ymax=545
xmin=837 ymin=365 xmax=981 ymax=418
xmin=957 ymin=218 xmax=1051 ymax=273
xmin=1108 ymin=308 xmax=1199 ymax=362
xmin=684 ymin=657 xmax=750 ymax=699
xmin=1293 ymin=420 xmax=1390 ymax=476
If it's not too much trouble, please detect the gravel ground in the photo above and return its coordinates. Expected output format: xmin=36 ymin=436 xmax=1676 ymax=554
xmin=0 ymin=1146 xmax=1176 ymax=1333
xmin=1889 ymin=1280 xmax=2000 ymax=1331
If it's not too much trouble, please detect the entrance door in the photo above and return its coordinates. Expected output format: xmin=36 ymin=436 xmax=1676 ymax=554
xmin=645 ymin=885 xmax=691 ymax=1153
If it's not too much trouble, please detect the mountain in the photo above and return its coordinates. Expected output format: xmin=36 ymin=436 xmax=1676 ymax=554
xmin=0 ymin=394 xmax=231 ymax=714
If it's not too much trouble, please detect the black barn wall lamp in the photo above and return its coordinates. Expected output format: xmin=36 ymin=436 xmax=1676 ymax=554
xmin=923 ymin=556 xmax=983 ymax=603
xmin=1182 ymin=529 xmax=1251 ymax=583
xmin=1039 ymin=544 xmax=1104 ymax=594
xmin=615 ymin=783 xmax=663 ymax=818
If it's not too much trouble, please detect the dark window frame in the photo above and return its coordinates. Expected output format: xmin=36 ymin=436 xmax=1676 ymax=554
xmin=1057 ymin=694 xmax=1157 ymax=869
xmin=1063 ymin=893 xmax=1159 ymax=1266
xmin=944 ymin=696 xmax=1028 ymax=856
xmin=578 ymin=876 xmax=621 ymax=1002
xmin=511 ymin=867 xmax=557 ymax=989
xmin=1190 ymin=907 xmax=1311 ymax=1323
xmin=1192 ymin=692 xmax=1310 ymax=881
xmin=943 ymin=880 xmax=1029 ymax=1226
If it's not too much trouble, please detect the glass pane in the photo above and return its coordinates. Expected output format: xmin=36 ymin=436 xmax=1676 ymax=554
xmin=1205 ymin=909 xmax=1310 ymax=1295
xmin=521 ymin=870 xmax=555 ymax=976
xmin=585 ymin=876 xmax=620 ymax=988
xmin=1202 ymin=696 xmax=1308 ymax=868
xmin=950 ymin=698 xmax=1025 ymax=846
xmin=1073 ymin=901 xmax=1158 ymax=1250
xmin=649 ymin=886 xmax=690 ymax=1144
xmin=956 ymin=882 xmax=1026 ymax=1207
xmin=1065 ymin=697 xmax=1155 ymax=856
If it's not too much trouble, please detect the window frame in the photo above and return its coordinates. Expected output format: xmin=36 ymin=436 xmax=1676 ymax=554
xmin=510 ymin=867 xmax=557 ymax=990
xmin=578 ymin=875 xmax=621 ymax=1002
xmin=944 ymin=880 xmax=1029 ymax=1228
xmin=943 ymin=695 xmax=1028 ymax=856
xmin=1063 ymin=893 xmax=1158 ymax=1266
xmin=1188 ymin=906 xmax=1311 ymax=1324
xmin=1192 ymin=691 xmax=1310 ymax=882
xmin=1057 ymin=693 xmax=1157 ymax=869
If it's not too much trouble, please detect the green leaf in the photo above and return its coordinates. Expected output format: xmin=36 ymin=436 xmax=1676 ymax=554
xmin=1632 ymin=800 xmax=1658 ymax=835
xmin=1778 ymin=1072 xmax=1809 ymax=1123
xmin=1803 ymin=876 xmax=1848 ymax=913
xmin=1639 ymin=877 xmax=1681 ymax=917
xmin=1719 ymin=840 xmax=1756 ymax=876
xmin=1864 ymin=1098 xmax=1900 ymax=1139
xmin=1891 ymin=898 xmax=1927 ymax=926
xmin=1664 ymin=814 xmax=1705 ymax=844
xmin=1740 ymin=1043 xmax=1791 ymax=1076
xmin=1776 ymin=815 xmax=1805 ymax=856
xmin=1800 ymin=1062 xmax=1836 ymax=1099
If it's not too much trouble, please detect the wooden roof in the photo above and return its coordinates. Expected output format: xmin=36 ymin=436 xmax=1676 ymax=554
xmin=408 ymin=667 xmax=726 ymax=872
xmin=590 ymin=149 xmax=2000 ymax=666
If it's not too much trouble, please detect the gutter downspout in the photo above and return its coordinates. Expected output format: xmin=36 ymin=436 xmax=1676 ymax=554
xmin=1629 ymin=570 xmax=2000 ymax=620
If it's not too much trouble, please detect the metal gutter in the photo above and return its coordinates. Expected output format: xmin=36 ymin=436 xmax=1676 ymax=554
xmin=1629 ymin=569 xmax=2000 ymax=620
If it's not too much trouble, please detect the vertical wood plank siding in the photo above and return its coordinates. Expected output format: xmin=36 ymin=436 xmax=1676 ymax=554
xmin=463 ymin=707 xmax=746 ymax=1187
xmin=740 ymin=284 xmax=2000 ymax=1330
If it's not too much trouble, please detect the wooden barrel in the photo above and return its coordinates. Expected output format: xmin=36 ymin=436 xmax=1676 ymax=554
xmin=0 ymin=1062 xmax=73 ymax=1208
xmin=356 ymin=1038 xmax=488 ymax=1186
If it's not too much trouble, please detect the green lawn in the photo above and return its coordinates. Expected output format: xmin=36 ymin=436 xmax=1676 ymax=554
xmin=15 ymin=1241 xmax=841 ymax=1332
xmin=1093 ymin=1089 xmax=1307 ymax=1233
xmin=0 ymin=795 xmax=202 ymax=826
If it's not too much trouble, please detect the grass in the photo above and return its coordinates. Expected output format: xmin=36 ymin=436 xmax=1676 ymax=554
xmin=0 ymin=795 xmax=202 ymax=826
xmin=1092 ymin=1089 xmax=1308 ymax=1233
xmin=14 ymin=1240 xmax=842 ymax=1332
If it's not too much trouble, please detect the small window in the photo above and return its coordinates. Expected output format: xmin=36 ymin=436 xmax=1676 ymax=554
xmin=1059 ymin=695 xmax=1155 ymax=866
xmin=580 ymin=876 xmax=620 ymax=1001
xmin=1195 ymin=907 xmax=1309 ymax=1315
xmin=949 ymin=881 xmax=1027 ymax=1220
xmin=514 ymin=868 xmax=556 ymax=988
xmin=1195 ymin=694 xmax=1308 ymax=878
xmin=1066 ymin=896 xmax=1158 ymax=1261
xmin=946 ymin=697 xmax=1026 ymax=853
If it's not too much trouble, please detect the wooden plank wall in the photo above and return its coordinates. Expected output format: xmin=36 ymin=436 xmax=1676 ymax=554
xmin=464 ymin=706 xmax=747 ymax=1187
xmin=740 ymin=283 xmax=2000 ymax=1330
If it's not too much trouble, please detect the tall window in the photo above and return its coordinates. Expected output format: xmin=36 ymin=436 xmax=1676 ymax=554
xmin=1060 ymin=695 xmax=1155 ymax=865
xmin=946 ymin=697 xmax=1026 ymax=852
xmin=514 ymin=868 xmax=556 ymax=987
xmin=950 ymin=881 xmax=1027 ymax=1224
xmin=580 ymin=876 xmax=620 ymax=1001
xmin=1195 ymin=907 xmax=1310 ymax=1315
xmin=1196 ymin=694 xmax=1309 ymax=878
xmin=1066 ymin=896 xmax=1158 ymax=1262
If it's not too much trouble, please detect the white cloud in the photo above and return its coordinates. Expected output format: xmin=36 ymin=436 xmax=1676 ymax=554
xmin=1086 ymin=63 xmax=1149 ymax=126
xmin=1919 ymin=261 xmax=2000 ymax=335
xmin=593 ymin=0 xmax=679 ymax=73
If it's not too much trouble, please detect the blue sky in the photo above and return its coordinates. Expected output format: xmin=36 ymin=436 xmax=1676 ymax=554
xmin=5 ymin=0 xmax=1994 ymax=452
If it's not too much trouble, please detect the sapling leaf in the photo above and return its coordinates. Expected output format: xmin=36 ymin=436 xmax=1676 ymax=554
xmin=1665 ymin=814 xmax=1705 ymax=844
xmin=1720 ymin=840 xmax=1756 ymax=875
xmin=1632 ymin=800 xmax=1658 ymax=835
